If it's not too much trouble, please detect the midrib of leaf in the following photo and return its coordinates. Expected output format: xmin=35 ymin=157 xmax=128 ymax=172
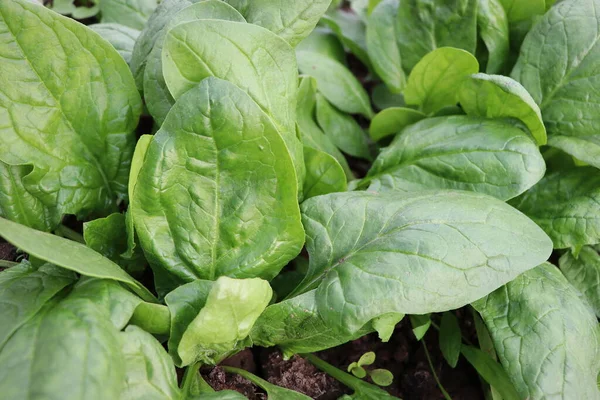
xmin=0 ymin=6 xmax=115 ymax=200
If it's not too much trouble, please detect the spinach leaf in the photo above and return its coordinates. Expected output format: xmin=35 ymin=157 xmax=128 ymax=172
xmin=458 ymin=73 xmax=546 ymax=145
xmin=371 ymin=84 xmax=407 ymax=110
xmin=224 ymin=0 xmax=331 ymax=47
xmin=0 ymin=217 xmax=156 ymax=302
xmin=439 ymin=312 xmax=461 ymax=368
xmin=498 ymin=0 xmax=544 ymax=22
xmin=510 ymin=167 xmax=600 ymax=249
xmin=368 ymin=107 xmax=426 ymax=141
xmin=100 ymin=0 xmax=157 ymax=30
xmin=297 ymin=50 xmax=375 ymax=119
xmin=315 ymin=94 xmax=373 ymax=161
xmin=297 ymin=27 xmax=347 ymax=64
xmin=477 ymin=0 xmax=510 ymax=74
xmin=474 ymin=263 xmax=600 ymax=399
xmin=132 ymin=79 xmax=304 ymax=288
xmin=293 ymin=190 xmax=552 ymax=334
xmin=321 ymin=10 xmax=372 ymax=70
xmin=366 ymin=0 xmax=405 ymax=93
xmin=511 ymin=0 xmax=600 ymax=168
xmin=0 ymin=162 xmax=60 ymax=231
xmin=0 ymin=0 xmax=142 ymax=218
xmin=362 ymin=116 xmax=545 ymax=200
xmin=460 ymin=345 xmax=520 ymax=400
xmin=303 ymin=146 xmax=348 ymax=199
xmin=559 ymin=246 xmax=600 ymax=317
xmin=404 ymin=47 xmax=479 ymax=115
xmin=397 ymin=0 xmax=478 ymax=72
xmin=89 ymin=23 xmax=140 ymax=65
xmin=165 ymin=277 xmax=272 ymax=366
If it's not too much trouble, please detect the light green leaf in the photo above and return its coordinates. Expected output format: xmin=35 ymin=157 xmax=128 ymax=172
xmin=363 ymin=116 xmax=545 ymax=200
xmin=397 ymin=0 xmax=478 ymax=72
xmin=133 ymin=79 xmax=304 ymax=289
xmin=368 ymin=107 xmax=426 ymax=141
xmin=370 ymin=369 xmax=393 ymax=386
xmin=474 ymin=263 xmax=600 ymax=399
xmin=459 ymin=73 xmax=546 ymax=145
xmin=0 ymin=217 xmax=156 ymax=302
xmin=559 ymin=246 xmax=600 ymax=317
xmin=371 ymin=313 xmax=404 ymax=342
xmin=303 ymin=146 xmax=348 ymax=200
xmin=404 ymin=47 xmax=479 ymax=114
xmin=297 ymin=51 xmax=374 ymax=119
xmin=366 ymin=0 xmax=405 ymax=93
xmin=294 ymin=190 xmax=552 ymax=334
xmin=461 ymin=346 xmax=520 ymax=400
xmin=498 ymin=0 xmax=544 ymax=22
xmin=358 ymin=352 xmax=376 ymax=367
xmin=0 ymin=162 xmax=60 ymax=232
xmin=100 ymin=0 xmax=157 ymax=30
xmin=0 ymin=0 xmax=142 ymax=217
xmin=477 ymin=0 xmax=509 ymax=74
xmin=409 ymin=314 xmax=431 ymax=341
xmin=223 ymin=367 xmax=312 ymax=399
xmin=439 ymin=312 xmax=462 ymax=368
xmin=89 ymin=23 xmax=140 ymax=65
xmin=321 ymin=10 xmax=372 ymax=70
xmin=510 ymin=167 xmax=600 ymax=249
xmin=315 ymin=94 xmax=373 ymax=160
xmin=224 ymin=0 xmax=331 ymax=47
xmin=296 ymin=27 xmax=347 ymax=64
xmin=511 ymin=0 xmax=600 ymax=168
xmin=165 ymin=276 xmax=272 ymax=367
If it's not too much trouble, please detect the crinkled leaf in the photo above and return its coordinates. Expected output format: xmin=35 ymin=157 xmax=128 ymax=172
xmin=294 ymin=190 xmax=552 ymax=334
xmin=100 ymin=0 xmax=157 ymax=30
xmin=303 ymin=146 xmax=348 ymax=200
xmin=474 ymin=263 xmax=600 ymax=399
xmin=132 ymin=79 xmax=303 ymax=289
xmin=89 ymin=23 xmax=140 ymax=65
xmin=363 ymin=116 xmax=545 ymax=200
xmin=0 ymin=0 xmax=142 ymax=217
xmin=404 ymin=47 xmax=479 ymax=114
xmin=458 ymin=73 xmax=546 ymax=145
xmin=559 ymin=246 xmax=600 ymax=317
xmin=369 ymin=107 xmax=426 ymax=141
xmin=477 ymin=0 xmax=509 ymax=74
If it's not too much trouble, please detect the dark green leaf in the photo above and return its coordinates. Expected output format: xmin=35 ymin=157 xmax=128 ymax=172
xmin=477 ymin=0 xmax=509 ymax=74
xmin=461 ymin=346 xmax=520 ymax=400
xmin=439 ymin=312 xmax=462 ymax=368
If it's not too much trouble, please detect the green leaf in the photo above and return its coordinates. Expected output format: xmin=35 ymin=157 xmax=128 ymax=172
xmin=119 ymin=325 xmax=180 ymax=400
xmin=477 ymin=0 xmax=509 ymax=74
xmin=366 ymin=0 xmax=405 ymax=93
xmin=100 ymin=0 xmax=157 ymax=30
xmin=371 ymin=313 xmax=404 ymax=342
xmin=51 ymin=0 xmax=100 ymax=18
xmin=294 ymin=190 xmax=552 ymax=334
xmin=458 ymin=73 xmax=546 ymax=145
xmin=315 ymin=94 xmax=373 ymax=161
xmin=0 ymin=217 xmax=156 ymax=302
xmin=370 ymin=369 xmax=393 ymax=386
xmin=0 ymin=162 xmax=60 ymax=232
xmin=143 ymin=0 xmax=245 ymax=126
xmin=363 ymin=116 xmax=545 ymax=200
xmin=397 ymin=0 xmax=478 ymax=72
xmin=409 ymin=314 xmax=431 ymax=341
xmin=297 ymin=51 xmax=375 ymax=119
xmin=296 ymin=27 xmax=347 ymax=64
xmin=0 ymin=0 xmax=142 ymax=217
xmin=510 ymin=167 xmax=600 ymax=249
xmin=89 ymin=23 xmax=140 ymax=65
xmin=321 ymin=10 xmax=372 ymax=70
xmin=559 ymin=246 xmax=600 ymax=317
xmin=511 ymin=0 xmax=600 ymax=168
xmin=165 ymin=276 xmax=272 ymax=367
xmin=404 ymin=47 xmax=479 ymax=114
xmin=368 ymin=107 xmax=426 ymax=141
xmin=303 ymin=146 xmax=348 ymax=200
xmin=439 ymin=312 xmax=462 ymax=368
xmin=498 ymin=0 xmax=544 ymax=22
xmin=129 ymin=302 xmax=171 ymax=335
xmin=132 ymin=79 xmax=304 ymax=288
xmin=223 ymin=367 xmax=312 ymax=399
xmin=461 ymin=346 xmax=520 ymax=400
xmin=351 ymin=366 xmax=368 ymax=379
xmin=224 ymin=0 xmax=331 ymax=47
xmin=371 ymin=84 xmax=406 ymax=110
xmin=358 ymin=351 xmax=376 ymax=367
xmin=162 ymin=18 xmax=305 ymax=190
xmin=474 ymin=263 xmax=600 ymax=399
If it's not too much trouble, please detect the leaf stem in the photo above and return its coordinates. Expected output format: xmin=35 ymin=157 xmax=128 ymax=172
xmin=55 ymin=224 xmax=85 ymax=244
xmin=129 ymin=302 xmax=171 ymax=335
xmin=422 ymin=339 xmax=452 ymax=400
xmin=303 ymin=353 xmax=366 ymax=391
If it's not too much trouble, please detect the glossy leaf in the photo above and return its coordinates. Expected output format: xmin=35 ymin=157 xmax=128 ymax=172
xmin=0 ymin=0 xmax=142 ymax=217
xmin=477 ymin=0 xmax=509 ymax=74
xmin=294 ymin=190 xmax=552 ymax=334
xmin=369 ymin=107 xmax=426 ymax=141
xmin=363 ymin=116 xmax=545 ymax=200
xmin=510 ymin=167 xmax=600 ymax=249
xmin=89 ymin=23 xmax=140 ymax=65
xmin=559 ymin=246 xmax=600 ymax=317
xmin=439 ymin=312 xmax=462 ymax=368
xmin=474 ymin=263 xmax=600 ymax=399
xmin=100 ymin=0 xmax=157 ymax=30
xmin=303 ymin=146 xmax=348 ymax=200
xmin=133 ymin=79 xmax=304 ymax=288
xmin=404 ymin=47 xmax=479 ymax=114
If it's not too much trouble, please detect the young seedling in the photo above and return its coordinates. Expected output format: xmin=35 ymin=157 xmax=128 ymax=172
xmin=347 ymin=351 xmax=394 ymax=387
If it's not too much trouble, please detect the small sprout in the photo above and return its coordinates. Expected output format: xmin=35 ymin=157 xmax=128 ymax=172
xmin=370 ymin=369 xmax=394 ymax=387
xmin=358 ymin=351 xmax=376 ymax=367
xmin=347 ymin=352 xmax=394 ymax=387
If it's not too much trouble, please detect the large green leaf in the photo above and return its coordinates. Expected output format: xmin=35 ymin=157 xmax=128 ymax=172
xmin=511 ymin=0 xmax=600 ymax=168
xmin=162 ymin=18 xmax=304 ymax=189
xmin=224 ymin=0 xmax=331 ymax=47
xmin=510 ymin=167 xmax=600 ymax=249
xmin=474 ymin=263 xmax=600 ymax=399
xmin=293 ymin=190 xmax=552 ymax=334
xmin=396 ymin=0 xmax=478 ymax=71
xmin=89 ymin=23 xmax=140 ymax=65
xmin=132 ymin=79 xmax=304 ymax=288
xmin=362 ymin=116 xmax=545 ymax=200
xmin=477 ymin=0 xmax=509 ymax=74
xmin=559 ymin=246 xmax=600 ymax=317
xmin=0 ymin=162 xmax=60 ymax=231
xmin=0 ymin=0 xmax=142 ymax=217
xmin=100 ymin=0 xmax=157 ymax=30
